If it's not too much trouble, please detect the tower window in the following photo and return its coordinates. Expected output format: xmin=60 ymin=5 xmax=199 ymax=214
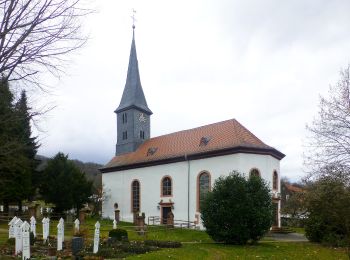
xmin=140 ymin=130 xmax=145 ymax=139
xmin=122 ymin=131 xmax=128 ymax=140
xmin=122 ymin=113 xmax=128 ymax=124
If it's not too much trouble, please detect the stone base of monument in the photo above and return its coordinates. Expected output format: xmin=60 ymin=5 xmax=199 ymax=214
xmin=72 ymin=236 xmax=84 ymax=256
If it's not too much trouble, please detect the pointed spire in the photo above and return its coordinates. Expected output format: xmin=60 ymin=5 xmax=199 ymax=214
xmin=115 ymin=27 xmax=152 ymax=115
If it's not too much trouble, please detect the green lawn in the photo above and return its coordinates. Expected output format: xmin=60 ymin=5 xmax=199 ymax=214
xmin=126 ymin=242 xmax=348 ymax=260
xmin=0 ymin=218 xmax=348 ymax=259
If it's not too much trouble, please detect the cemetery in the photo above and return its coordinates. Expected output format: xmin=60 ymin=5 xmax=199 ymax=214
xmin=0 ymin=209 xmax=349 ymax=259
xmin=0 ymin=209 xmax=185 ymax=259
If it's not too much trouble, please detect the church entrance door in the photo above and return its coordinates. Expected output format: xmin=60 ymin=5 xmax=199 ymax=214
xmin=161 ymin=206 xmax=171 ymax=224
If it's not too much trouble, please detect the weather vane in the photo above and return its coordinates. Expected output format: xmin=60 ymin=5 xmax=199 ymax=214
xmin=131 ymin=9 xmax=136 ymax=29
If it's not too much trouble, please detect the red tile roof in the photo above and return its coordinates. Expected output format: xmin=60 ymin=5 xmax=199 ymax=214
xmin=285 ymin=184 xmax=304 ymax=193
xmin=101 ymin=119 xmax=285 ymax=172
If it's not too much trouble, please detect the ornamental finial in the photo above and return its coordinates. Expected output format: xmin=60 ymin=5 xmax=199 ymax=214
xmin=131 ymin=9 xmax=136 ymax=29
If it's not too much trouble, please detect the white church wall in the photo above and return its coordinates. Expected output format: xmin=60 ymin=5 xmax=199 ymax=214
xmin=102 ymin=152 xmax=281 ymax=227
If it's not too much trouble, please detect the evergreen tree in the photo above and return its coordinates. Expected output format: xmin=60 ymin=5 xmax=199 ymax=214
xmin=40 ymin=152 xmax=93 ymax=214
xmin=0 ymin=79 xmax=39 ymax=211
xmin=15 ymin=91 xmax=40 ymax=200
xmin=0 ymin=79 xmax=30 ymax=211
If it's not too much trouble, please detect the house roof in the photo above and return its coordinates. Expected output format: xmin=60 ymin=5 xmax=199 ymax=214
xmin=115 ymin=29 xmax=152 ymax=115
xmin=101 ymin=119 xmax=285 ymax=173
xmin=285 ymin=184 xmax=304 ymax=193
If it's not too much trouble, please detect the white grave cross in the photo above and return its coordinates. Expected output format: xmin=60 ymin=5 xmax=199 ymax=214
xmin=15 ymin=218 xmax=23 ymax=255
xmin=113 ymin=219 xmax=117 ymax=229
xmin=21 ymin=221 xmax=31 ymax=260
xmin=93 ymin=221 xmax=100 ymax=254
xmin=30 ymin=216 xmax=36 ymax=238
xmin=8 ymin=216 xmax=17 ymax=238
xmin=74 ymin=218 xmax=80 ymax=234
xmin=57 ymin=222 xmax=63 ymax=251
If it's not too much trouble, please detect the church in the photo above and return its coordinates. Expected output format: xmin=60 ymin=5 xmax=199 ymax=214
xmin=101 ymin=26 xmax=285 ymax=229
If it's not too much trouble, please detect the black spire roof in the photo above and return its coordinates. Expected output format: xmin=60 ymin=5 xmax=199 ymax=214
xmin=115 ymin=29 xmax=152 ymax=115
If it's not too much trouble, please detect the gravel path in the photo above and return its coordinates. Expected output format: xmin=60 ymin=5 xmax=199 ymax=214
xmin=265 ymin=232 xmax=308 ymax=242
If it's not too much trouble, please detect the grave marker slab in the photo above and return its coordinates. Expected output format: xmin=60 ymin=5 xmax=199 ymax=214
xmin=8 ymin=216 xmax=17 ymax=238
xmin=59 ymin=218 xmax=64 ymax=242
xmin=74 ymin=218 xmax=80 ymax=234
xmin=30 ymin=216 xmax=36 ymax=238
xmin=21 ymin=221 xmax=30 ymax=260
xmin=93 ymin=221 xmax=100 ymax=254
xmin=57 ymin=222 xmax=63 ymax=251
xmin=42 ymin=217 xmax=50 ymax=242
xmin=15 ymin=218 xmax=23 ymax=255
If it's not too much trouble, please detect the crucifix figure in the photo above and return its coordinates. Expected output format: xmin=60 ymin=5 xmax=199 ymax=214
xmin=131 ymin=9 xmax=136 ymax=29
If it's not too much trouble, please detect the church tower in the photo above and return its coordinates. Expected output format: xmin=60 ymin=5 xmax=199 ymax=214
xmin=114 ymin=26 xmax=152 ymax=156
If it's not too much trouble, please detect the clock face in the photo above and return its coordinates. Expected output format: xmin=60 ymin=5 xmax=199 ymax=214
xmin=139 ymin=113 xmax=146 ymax=122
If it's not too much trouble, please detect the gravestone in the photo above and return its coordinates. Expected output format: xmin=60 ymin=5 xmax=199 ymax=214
xmin=113 ymin=219 xmax=117 ymax=229
xmin=72 ymin=236 xmax=83 ymax=256
xmin=135 ymin=213 xmax=146 ymax=235
xmin=42 ymin=217 xmax=50 ymax=242
xmin=93 ymin=221 xmax=100 ymax=254
xmin=57 ymin=221 xmax=63 ymax=251
xmin=167 ymin=211 xmax=174 ymax=228
xmin=42 ymin=218 xmax=47 ymax=242
xmin=74 ymin=218 xmax=80 ymax=234
xmin=59 ymin=218 xmax=64 ymax=242
xmin=21 ymin=221 xmax=30 ymax=260
xmin=15 ymin=218 xmax=23 ymax=255
xmin=8 ymin=216 xmax=17 ymax=238
xmin=30 ymin=216 xmax=36 ymax=238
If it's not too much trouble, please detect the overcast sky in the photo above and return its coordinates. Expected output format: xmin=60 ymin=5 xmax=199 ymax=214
xmin=31 ymin=0 xmax=350 ymax=181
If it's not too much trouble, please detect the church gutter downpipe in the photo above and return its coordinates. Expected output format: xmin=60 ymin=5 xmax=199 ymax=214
xmin=185 ymin=154 xmax=190 ymax=227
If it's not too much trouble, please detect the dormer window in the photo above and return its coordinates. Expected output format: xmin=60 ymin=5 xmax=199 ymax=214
xmin=147 ymin=147 xmax=158 ymax=156
xmin=199 ymin=136 xmax=211 ymax=146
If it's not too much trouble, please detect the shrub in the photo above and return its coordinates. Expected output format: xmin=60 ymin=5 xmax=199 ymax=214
xmin=120 ymin=242 xmax=152 ymax=254
xmin=7 ymin=238 xmax=15 ymax=245
xmin=144 ymin=240 xmax=182 ymax=248
xmin=201 ymin=171 xmax=273 ymax=244
xmin=304 ymin=177 xmax=350 ymax=246
xmin=96 ymin=247 xmax=123 ymax=258
xmin=108 ymin=228 xmax=128 ymax=241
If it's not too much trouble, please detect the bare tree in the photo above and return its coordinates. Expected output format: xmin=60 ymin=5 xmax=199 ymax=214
xmin=304 ymin=66 xmax=350 ymax=182
xmin=0 ymin=0 xmax=91 ymax=88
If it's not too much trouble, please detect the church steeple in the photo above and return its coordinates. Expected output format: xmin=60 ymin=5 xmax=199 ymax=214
xmin=115 ymin=26 xmax=152 ymax=156
xmin=115 ymin=28 xmax=152 ymax=115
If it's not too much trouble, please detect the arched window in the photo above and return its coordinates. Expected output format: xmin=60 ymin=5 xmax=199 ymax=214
xmin=249 ymin=168 xmax=261 ymax=178
xmin=161 ymin=176 xmax=172 ymax=196
xmin=131 ymin=180 xmax=140 ymax=212
xmin=197 ymin=171 xmax=211 ymax=212
xmin=273 ymin=171 xmax=278 ymax=190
